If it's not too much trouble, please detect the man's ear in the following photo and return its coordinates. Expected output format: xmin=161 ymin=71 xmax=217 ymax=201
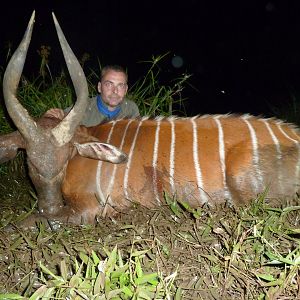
xmin=97 ymin=81 xmax=102 ymax=93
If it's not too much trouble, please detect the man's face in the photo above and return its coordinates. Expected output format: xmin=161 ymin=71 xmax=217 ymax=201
xmin=98 ymin=70 xmax=128 ymax=110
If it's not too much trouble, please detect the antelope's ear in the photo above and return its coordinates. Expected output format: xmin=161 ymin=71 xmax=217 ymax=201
xmin=74 ymin=142 xmax=127 ymax=164
xmin=0 ymin=131 xmax=26 ymax=163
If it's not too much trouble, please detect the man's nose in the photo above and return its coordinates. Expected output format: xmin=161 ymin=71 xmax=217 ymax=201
xmin=111 ymin=86 xmax=118 ymax=93
xmin=111 ymin=85 xmax=120 ymax=93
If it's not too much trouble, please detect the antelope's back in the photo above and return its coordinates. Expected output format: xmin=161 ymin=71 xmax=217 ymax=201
xmin=63 ymin=115 xmax=300 ymax=215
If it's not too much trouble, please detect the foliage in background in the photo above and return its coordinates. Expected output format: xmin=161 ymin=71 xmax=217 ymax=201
xmin=128 ymin=53 xmax=190 ymax=116
xmin=0 ymin=47 xmax=190 ymax=177
xmin=0 ymin=47 xmax=190 ymax=136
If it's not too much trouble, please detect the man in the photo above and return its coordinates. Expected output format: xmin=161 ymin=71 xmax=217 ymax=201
xmin=46 ymin=65 xmax=140 ymax=126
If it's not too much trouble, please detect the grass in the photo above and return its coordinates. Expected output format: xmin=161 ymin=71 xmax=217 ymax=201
xmin=0 ymin=185 xmax=299 ymax=299
xmin=128 ymin=53 xmax=190 ymax=116
xmin=21 ymin=243 xmax=174 ymax=299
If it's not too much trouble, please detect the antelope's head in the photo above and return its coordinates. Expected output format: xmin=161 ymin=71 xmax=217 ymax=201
xmin=2 ymin=11 xmax=89 ymax=215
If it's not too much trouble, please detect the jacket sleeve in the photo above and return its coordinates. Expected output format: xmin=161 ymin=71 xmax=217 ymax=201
xmin=120 ymin=99 xmax=140 ymax=118
xmin=130 ymin=101 xmax=140 ymax=118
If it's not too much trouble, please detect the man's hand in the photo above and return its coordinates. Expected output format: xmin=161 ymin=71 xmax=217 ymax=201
xmin=43 ymin=108 xmax=65 ymax=120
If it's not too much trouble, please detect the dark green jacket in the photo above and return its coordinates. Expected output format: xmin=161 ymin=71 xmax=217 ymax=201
xmin=66 ymin=96 xmax=140 ymax=127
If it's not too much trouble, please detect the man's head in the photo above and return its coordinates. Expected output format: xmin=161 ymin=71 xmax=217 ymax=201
xmin=98 ymin=65 xmax=128 ymax=111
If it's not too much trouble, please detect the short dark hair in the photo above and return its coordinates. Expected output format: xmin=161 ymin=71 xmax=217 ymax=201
xmin=100 ymin=65 xmax=128 ymax=82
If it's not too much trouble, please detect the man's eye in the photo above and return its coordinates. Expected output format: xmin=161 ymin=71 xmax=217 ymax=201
xmin=105 ymin=82 xmax=113 ymax=88
xmin=118 ymin=83 xmax=127 ymax=89
xmin=103 ymin=81 xmax=127 ymax=90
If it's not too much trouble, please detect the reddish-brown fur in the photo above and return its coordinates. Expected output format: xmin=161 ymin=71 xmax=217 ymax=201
xmin=60 ymin=115 xmax=300 ymax=223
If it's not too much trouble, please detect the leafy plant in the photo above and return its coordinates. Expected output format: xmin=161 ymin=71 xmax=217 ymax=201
xmin=128 ymin=53 xmax=190 ymax=117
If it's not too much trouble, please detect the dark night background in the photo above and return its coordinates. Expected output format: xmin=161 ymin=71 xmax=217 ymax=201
xmin=1 ymin=0 xmax=300 ymax=118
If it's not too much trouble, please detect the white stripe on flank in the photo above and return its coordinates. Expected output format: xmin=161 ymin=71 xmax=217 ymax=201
xmin=214 ymin=116 xmax=231 ymax=201
xmin=262 ymin=119 xmax=283 ymax=192
xmin=96 ymin=120 xmax=117 ymax=206
xmin=124 ymin=119 xmax=144 ymax=199
xmin=291 ymin=127 xmax=300 ymax=141
xmin=191 ymin=117 xmax=208 ymax=204
xmin=242 ymin=116 xmax=263 ymax=191
xmin=262 ymin=119 xmax=281 ymax=159
xmin=169 ymin=118 xmax=176 ymax=195
xmin=152 ymin=119 xmax=161 ymax=203
xmin=106 ymin=119 xmax=134 ymax=198
xmin=292 ymin=130 xmax=300 ymax=186
xmin=277 ymin=123 xmax=299 ymax=144
xmin=278 ymin=123 xmax=300 ymax=186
